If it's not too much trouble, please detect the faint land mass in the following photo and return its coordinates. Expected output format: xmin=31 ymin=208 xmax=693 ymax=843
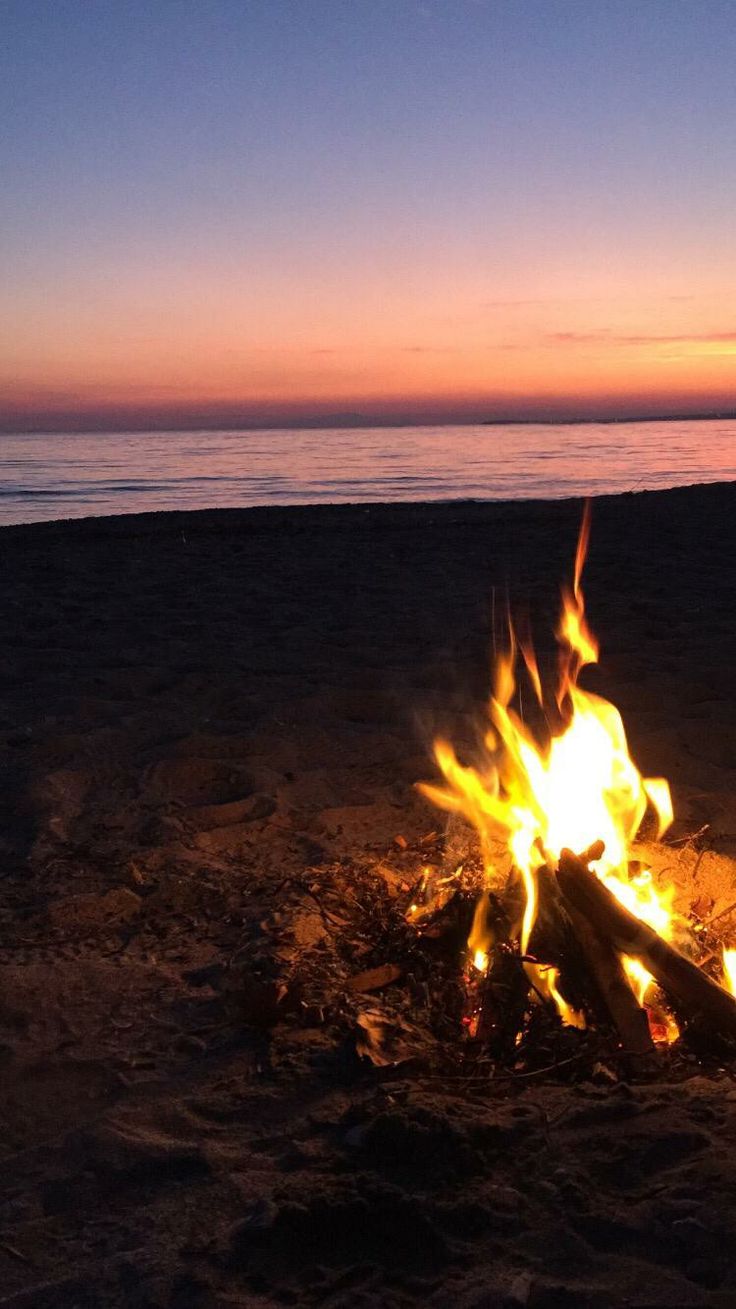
xmin=483 ymin=410 xmax=736 ymax=426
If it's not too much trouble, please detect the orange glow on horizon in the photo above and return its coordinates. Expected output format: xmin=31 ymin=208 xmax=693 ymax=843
xmin=3 ymin=274 xmax=736 ymax=428
xmin=4 ymin=0 xmax=736 ymax=434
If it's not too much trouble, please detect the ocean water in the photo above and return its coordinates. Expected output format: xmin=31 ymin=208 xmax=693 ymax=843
xmin=0 ymin=419 xmax=734 ymax=525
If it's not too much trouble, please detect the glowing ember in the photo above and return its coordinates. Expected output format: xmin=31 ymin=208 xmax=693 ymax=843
xmin=419 ymin=504 xmax=678 ymax=1036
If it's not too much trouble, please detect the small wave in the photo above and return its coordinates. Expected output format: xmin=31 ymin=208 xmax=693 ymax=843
xmin=1 ymin=420 xmax=735 ymax=524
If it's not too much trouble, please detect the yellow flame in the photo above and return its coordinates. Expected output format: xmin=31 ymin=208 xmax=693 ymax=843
xmin=536 ymin=965 xmax=586 ymax=1029
xmin=467 ymin=892 xmax=492 ymax=973
xmin=723 ymin=948 xmax=736 ymax=997
xmin=419 ymin=505 xmax=676 ymax=1033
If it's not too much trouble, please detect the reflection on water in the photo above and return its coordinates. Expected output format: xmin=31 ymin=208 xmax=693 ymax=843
xmin=0 ymin=420 xmax=734 ymax=524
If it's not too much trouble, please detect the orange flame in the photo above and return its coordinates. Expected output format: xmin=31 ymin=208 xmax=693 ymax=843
xmin=419 ymin=505 xmax=676 ymax=1035
xmin=723 ymin=948 xmax=736 ymax=997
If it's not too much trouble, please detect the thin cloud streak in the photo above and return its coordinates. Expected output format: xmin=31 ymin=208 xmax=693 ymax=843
xmin=547 ymin=329 xmax=736 ymax=346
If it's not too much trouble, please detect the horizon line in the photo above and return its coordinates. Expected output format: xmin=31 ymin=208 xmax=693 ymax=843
xmin=2 ymin=406 xmax=736 ymax=436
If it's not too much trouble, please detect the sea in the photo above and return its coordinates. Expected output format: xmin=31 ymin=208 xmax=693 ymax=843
xmin=0 ymin=419 xmax=734 ymax=526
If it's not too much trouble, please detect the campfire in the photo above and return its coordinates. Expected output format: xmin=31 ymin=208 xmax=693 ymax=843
xmin=410 ymin=505 xmax=736 ymax=1068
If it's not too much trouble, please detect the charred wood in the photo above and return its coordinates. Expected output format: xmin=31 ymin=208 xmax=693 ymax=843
xmin=470 ymin=890 xmax=530 ymax=1058
xmin=562 ymin=900 xmax=654 ymax=1056
xmin=527 ymin=861 xmax=653 ymax=1058
xmin=557 ymin=847 xmax=736 ymax=1042
xmin=347 ymin=963 xmax=403 ymax=994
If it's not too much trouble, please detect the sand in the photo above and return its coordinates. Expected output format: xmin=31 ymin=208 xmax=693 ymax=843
xmin=1 ymin=482 xmax=736 ymax=1307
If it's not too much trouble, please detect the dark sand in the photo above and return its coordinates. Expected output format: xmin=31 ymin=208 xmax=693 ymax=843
xmin=1 ymin=483 xmax=736 ymax=1307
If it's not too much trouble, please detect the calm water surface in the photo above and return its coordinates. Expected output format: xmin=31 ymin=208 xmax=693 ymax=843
xmin=1 ymin=420 xmax=735 ymax=525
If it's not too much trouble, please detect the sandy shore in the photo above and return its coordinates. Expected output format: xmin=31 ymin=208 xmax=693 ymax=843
xmin=1 ymin=483 xmax=736 ymax=1307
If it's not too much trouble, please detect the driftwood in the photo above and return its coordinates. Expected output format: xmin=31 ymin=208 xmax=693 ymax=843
xmin=557 ymin=847 xmax=736 ymax=1041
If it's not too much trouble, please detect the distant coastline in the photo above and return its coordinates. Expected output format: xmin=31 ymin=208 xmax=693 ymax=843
xmin=3 ymin=409 xmax=736 ymax=438
xmin=482 ymin=410 xmax=736 ymax=427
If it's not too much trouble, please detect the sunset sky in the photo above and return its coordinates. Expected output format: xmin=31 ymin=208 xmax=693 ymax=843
xmin=2 ymin=0 xmax=736 ymax=431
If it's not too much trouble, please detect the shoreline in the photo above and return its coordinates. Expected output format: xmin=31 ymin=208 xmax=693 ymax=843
xmin=2 ymin=474 xmax=736 ymax=539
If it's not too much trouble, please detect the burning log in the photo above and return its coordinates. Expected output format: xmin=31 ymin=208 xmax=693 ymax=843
xmin=562 ymin=902 xmax=654 ymax=1055
xmin=527 ymin=857 xmax=652 ymax=1056
xmin=557 ymin=848 xmax=736 ymax=1042
xmin=537 ymin=840 xmax=654 ymax=1056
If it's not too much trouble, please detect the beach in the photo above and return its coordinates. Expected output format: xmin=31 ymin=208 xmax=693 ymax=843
xmin=2 ymin=481 xmax=736 ymax=1307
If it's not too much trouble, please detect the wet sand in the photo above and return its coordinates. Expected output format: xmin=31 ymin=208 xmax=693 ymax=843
xmin=1 ymin=482 xmax=736 ymax=1307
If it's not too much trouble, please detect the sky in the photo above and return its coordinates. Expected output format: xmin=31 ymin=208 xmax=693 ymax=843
xmin=2 ymin=0 xmax=736 ymax=432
